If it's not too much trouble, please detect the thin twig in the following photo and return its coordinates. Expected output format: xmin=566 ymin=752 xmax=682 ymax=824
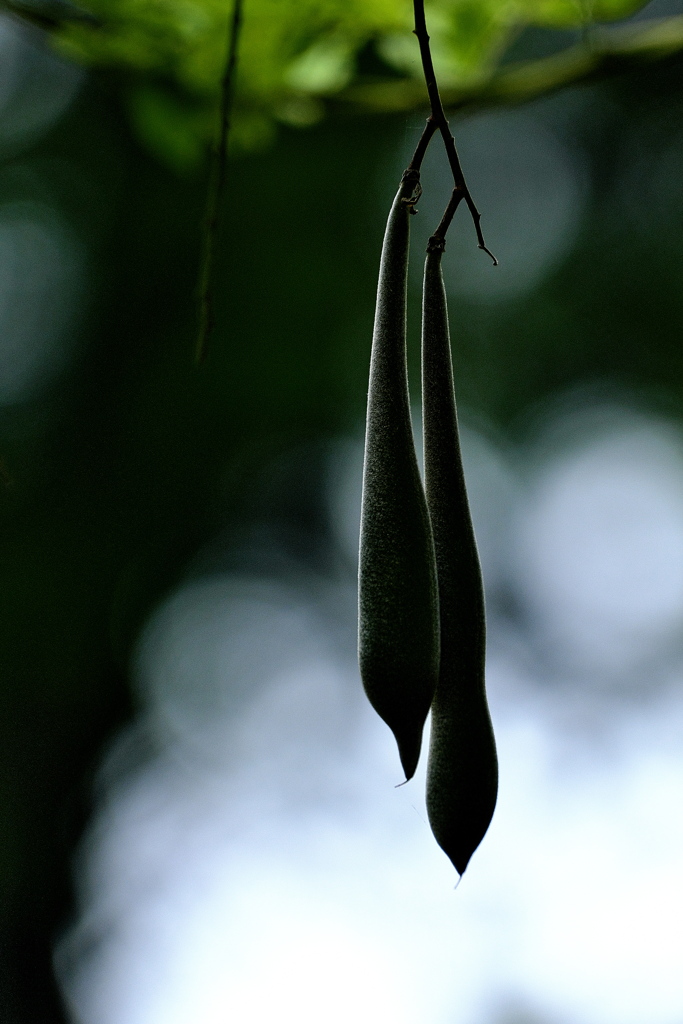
xmin=196 ymin=0 xmax=243 ymax=364
xmin=412 ymin=0 xmax=496 ymax=261
xmin=430 ymin=187 xmax=463 ymax=246
xmin=407 ymin=115 xmax=438 ymax=173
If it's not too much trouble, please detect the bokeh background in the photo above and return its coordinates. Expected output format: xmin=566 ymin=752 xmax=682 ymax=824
xmin=3 ymin=3 xmax=683 ymax=1022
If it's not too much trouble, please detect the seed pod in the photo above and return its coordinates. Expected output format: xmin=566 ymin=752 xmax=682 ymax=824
xmin=422 ymin=238 xmax=498 ymax=874
xmin=358 ymin=170 xmax=440 ymax=782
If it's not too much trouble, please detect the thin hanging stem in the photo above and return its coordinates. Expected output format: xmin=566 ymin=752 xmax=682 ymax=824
xmin=407 ymin=116 xmax=438 ymax=173
xmin=412 ymin=0 xmax=497 ymax=261
xmin=196 ymin=0 xmax=243 ymax=363
xmin=430 ymin=187 xmax=463 ymax=247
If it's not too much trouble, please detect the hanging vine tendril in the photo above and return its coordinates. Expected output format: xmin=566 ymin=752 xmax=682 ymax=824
xmin=196 ymin=0 xmax=243 ymax=364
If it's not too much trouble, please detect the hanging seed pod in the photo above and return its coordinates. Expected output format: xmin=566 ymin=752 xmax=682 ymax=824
xmin=358 ymin=169 xmax=440 ymax=782
xmin=422 ymin=237 xmax=498 ymax=874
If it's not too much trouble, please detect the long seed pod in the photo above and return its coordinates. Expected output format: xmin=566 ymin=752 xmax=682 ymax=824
xmin=422 ymin=237 xmax=498 ymax=874
xmin=358 ymin=169 xmax=440 ymax=782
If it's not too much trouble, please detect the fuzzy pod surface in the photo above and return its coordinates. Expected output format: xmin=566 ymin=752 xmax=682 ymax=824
xmin=422 ymin=239 xmax=498 ymax=874
xmin=358 ymin=169 xmax=440 ymax=782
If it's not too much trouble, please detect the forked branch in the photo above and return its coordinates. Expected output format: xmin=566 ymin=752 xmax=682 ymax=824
xmin=409 ymin=0 xmax=497 ymax=261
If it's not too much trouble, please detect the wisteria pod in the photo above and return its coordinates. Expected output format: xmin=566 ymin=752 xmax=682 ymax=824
xmin=422 ymin=238 xmax=498 ymax=874
xmin=358 ymin=170 xmax=440 ymax=782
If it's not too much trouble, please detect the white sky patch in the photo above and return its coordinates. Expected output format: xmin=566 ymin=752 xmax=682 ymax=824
xmin=57 ymin=401 xmax=683 ymax=1024
xmin=513 ymin=410 xmax=683 ymax=681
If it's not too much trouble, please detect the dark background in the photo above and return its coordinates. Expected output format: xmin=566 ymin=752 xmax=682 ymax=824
xmin=2 ymin=18 xmax=683 ymax=1021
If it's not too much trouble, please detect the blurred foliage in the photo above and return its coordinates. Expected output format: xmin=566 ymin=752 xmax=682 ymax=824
xmin=4 ymin=0 xmax=660 ymax=167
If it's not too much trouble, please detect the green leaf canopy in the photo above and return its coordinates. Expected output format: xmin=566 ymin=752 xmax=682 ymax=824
xmin=30 ymin=0 xmax=653 ymax=165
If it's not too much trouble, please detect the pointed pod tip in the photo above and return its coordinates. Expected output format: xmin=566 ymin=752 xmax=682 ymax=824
xmin=452 ymin=853 xmax=471 ymax=876
xmin=396 ymin=733 xmax=422 ymax=783
xmin=436 ymin=843 xmax=472 ymax=877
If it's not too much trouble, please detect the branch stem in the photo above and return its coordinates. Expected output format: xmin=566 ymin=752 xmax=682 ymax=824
xmin=407 ymin=116 xmax=438 ymax=172
xmin=431 ymin=188 xmax=464 ymax=245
